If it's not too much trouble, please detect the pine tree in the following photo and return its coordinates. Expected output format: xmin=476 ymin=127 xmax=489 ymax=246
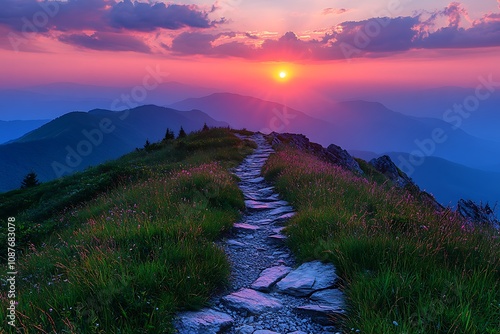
xmin=202 ymin=123 xmax=209 ymax=132
xmin=163 ymin=128 xmax=175 ymax=141
xmin=178 ymin=126 xmax=187 ymax=138
xmin=144 ymin=139 xmax=151 ymax=150
xmin=21 ymin=172 xmax=40 ymax=189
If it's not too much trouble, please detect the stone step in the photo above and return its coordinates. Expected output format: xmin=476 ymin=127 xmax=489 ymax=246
xmin=222 ymin=288 xmax=283 ymax=315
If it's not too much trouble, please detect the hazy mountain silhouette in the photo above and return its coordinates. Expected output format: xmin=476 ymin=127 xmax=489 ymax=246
xmin=0 ymin=120 xmax=51 ymax=144
xmin=171 ymin=93 xmax=337 ymax=145
xmin=0 ymin=105 xmax=226 ymax=193
xmin=172 ymin=94 xmax=500 ymax=169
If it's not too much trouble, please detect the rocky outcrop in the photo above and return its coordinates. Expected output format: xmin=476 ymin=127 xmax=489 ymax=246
xmin=266 ymin=132 xmax=363 ymax=174
xmin=327 ymin=143 xmax=364 ymax=174
xmin=457 ymin=199 xmax=499 ymax=229
xmin=369 ymin=155 xmax=413 ymax=188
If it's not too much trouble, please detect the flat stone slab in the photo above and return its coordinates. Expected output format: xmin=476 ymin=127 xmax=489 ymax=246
xmin=268 ymin=234 xmax=287 ymax=241
xmin=251 ymin=266 xmax=293 ymax=292
xmin=268 ymin=206 xmax=295 ymax=216
xmin=251 ymin=218 xmax=273 ymax=225
xmin=310 ymin=289 xmax=346 ymax=310
xmin=277 ymin=212 xmax=296 ymax=220
xmin=295 ymin=304 xmax=346 ymax=325
xmin=245 ymin=200 xmax=290 ymax=210
xmin=277 ymin=261 xmax=338 ymax=297
xmin=222 ymin=288 xmax=283 ymax=315
xmin=246 ymin=177 xmax=265 ymax=183
xmin=233 ymin=223 xmax=260 ymax=232
xmin=175 ymin=308 xmax=233 ymax=334
xmin=254 ymin=330 xmax=280 ymax=334
xmin=227 ymin=239 xmax=246 ymax=247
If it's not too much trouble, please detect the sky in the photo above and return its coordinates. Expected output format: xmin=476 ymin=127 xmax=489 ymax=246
xmin=0 ymin=0 xmax=500 ymax=94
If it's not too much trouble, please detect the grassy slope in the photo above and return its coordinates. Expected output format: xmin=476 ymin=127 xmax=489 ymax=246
xmin=263 ymin=147 xmax=500 ymax=334
xmin=0 ymin=128 xmax=256 ymax=333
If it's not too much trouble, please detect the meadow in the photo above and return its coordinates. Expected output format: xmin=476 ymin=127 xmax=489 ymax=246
xmin=263 ymin=147 xmax=500 ymax=333
xmin=0 ymin=128 xmax=255 ymax=333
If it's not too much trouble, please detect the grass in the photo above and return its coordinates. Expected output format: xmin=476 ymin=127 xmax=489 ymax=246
xmin=0 ymin=128 xmax=255 ymax=333
xmin=263 ymin=147 xmax=500 ymax=334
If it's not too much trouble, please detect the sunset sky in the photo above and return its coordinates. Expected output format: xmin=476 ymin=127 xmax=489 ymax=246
xmin=1 ymin=0 xmax=500 ymax=93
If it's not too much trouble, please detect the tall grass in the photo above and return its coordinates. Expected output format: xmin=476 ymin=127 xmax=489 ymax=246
xmin=0 ymin=128 xmax=253 ymax=333
xmin=263 ymin=147 xmax=500 ymax=333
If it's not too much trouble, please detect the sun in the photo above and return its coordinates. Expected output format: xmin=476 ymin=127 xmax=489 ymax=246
xmin=279 ymin=71 xmax=287 ymax=79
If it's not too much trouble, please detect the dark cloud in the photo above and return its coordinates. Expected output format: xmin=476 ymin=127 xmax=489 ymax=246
xmin=109 ymin=0 xmax=216 ymax=31
xmin=59 ymin=31 xmax=151 ymax=52
xmin=0 ymin=0 xmax=221 ymax=33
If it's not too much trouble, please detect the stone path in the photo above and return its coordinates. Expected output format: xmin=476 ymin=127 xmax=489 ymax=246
xmin=175 ymin=134 xmax=346 ymax=334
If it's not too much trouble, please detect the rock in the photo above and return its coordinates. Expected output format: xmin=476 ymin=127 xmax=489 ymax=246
xmin=233 ymin=223 xmax=260 ymax=232
xmin=457 ymin=199 xmax=499 ymax=229
xmin=369 ymin=155 xmax=413 ymax=188
xmin=222 ymin=288 xmax=283 ymax=314
xmin=269 ymin=206 xmax=295 ymax=216
xmin=288 ymin=331 xmax=308 ymax=334
xmin=245 ymin=199 xmax=290 ymax=210
xmin=295 ymin=304 xmax=346 ymax=326
xmin=236 ymin=325 xmax=255 ymax=334
xmin=174 ymin=308 xmax=233 ymax=334
xmin=310 ymin=289 xmax=346 ymax=310
xmin=227 ymin=239 xmax=246 ymax=247
xmin=251 ymin=266 xmax=293 ymax=292
xmin=326 ymin=143 xmax=363 ymax=174
xmin=268 ymin=234 xmax=287 ymax=242
xmin=266 ymin=132 xmax=362 ymax=174
xmin=277 ymin=212 xmax=296 ymax=220
xmin=277 ymin=261 xmax=338 ymax=297
xmin=254 ymin=331 xmax=280 ymax=334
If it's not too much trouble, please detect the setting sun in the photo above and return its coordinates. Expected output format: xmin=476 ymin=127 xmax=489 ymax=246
xmin=279 ymin=71 xmax=287 ymax=79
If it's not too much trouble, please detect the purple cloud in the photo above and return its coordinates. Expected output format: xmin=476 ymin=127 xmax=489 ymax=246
xmin=59 ymin=31 xmax=150 ymax=52
xmin=109 ymin=0 xmax=217 ymax=31
xmin=322 ymin=8 xmax=348 ymax=15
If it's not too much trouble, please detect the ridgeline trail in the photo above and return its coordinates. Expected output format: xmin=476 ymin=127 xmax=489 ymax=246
xmin=175 ymin=134 xmax=345 ymax=334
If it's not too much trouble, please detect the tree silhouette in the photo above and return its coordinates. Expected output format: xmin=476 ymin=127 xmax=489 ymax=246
xmin=144 ymin=139 xmax=151 ymax=150
xmin=202 ymin=123 xmax=209 ymax=132
xmin=21 ymin=172 xmax=40 ymax=189
xmin=178 ymin=126 xmax=187 ymax=138
xmin=163 ymin=128 xmax=175 ymax=141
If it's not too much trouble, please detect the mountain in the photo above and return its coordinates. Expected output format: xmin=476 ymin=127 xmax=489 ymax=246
xmin=0 ymin=105 xmax=227 ymax=193
xmin=172 ymin=94 xmax=500 ymax=169
xmin=170 ymin=93 xmax=338 ymax=145
xmin=0 ymin=119 xmax=51 ymax=144
xmin=388 ymin=153 xmax=500 ymax=207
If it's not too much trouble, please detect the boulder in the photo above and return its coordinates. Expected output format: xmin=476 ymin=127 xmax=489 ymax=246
xmin=457 ymin=199 xmax=499 ymax=229
xmin=310 ymin=289 xmax=346 ymax=310
xmin=327 ymin=143 xmax=363 ymax=174
xmin=369 ymin=155 xmax=413 ymax=188
xmin=222 ymin=288 xmax=283 ymax=314
xmin=174 ymin=308 xmax=233 ymax=334
xmin=251 ymin=266 xmax=293 ymax=292
xmin=277 ymin=261 xmax=338 ymax=297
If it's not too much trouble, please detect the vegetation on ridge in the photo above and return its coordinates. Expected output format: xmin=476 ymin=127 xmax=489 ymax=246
xmin=263 ymin=146 xmax=500 ymax=333
xmin=0 ymin=128 xmax=255 ymax=333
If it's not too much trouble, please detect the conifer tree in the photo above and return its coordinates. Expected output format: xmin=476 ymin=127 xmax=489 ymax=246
xmin=21 ymin=172 xmax=40 ymax=189
xmin=178 ymin=126 xmax=187 ymax=138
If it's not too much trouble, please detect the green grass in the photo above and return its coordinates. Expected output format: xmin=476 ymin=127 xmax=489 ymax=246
xmin=0 ymin=128 xmax=255 ymax=333
xmin=263 ymin=147 xmax=500 ymax=334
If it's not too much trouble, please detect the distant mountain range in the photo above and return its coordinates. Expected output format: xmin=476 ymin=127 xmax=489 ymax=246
xmin=171 ymin=93 xmax=500 ymax=170
xmin=0 ymin=120 xmax=51 ymax=144
xmin=0 ymin=106 xmax=226 ymax=193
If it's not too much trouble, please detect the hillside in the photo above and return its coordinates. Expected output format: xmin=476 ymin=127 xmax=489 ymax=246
xmin=0 ymin=119 xmax=50 ymax=144
xmin=0 ymin=105 xmax=227 ymax=193
xmin=1 ymin=129 xmax=498 ymax=333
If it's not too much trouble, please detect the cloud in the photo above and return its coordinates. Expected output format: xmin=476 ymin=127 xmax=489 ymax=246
xmin=59 ymin=31 xmax=151 ymax=52
xmin=322 ymin=8 xmax=348 ymax=15
xmin=109 ymin=0 xmax=217 ymax=31
xmin=443 ymin=2 xmax=467 ymax=28
xmin=0 ymin=0 xmax=221 ymax=33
